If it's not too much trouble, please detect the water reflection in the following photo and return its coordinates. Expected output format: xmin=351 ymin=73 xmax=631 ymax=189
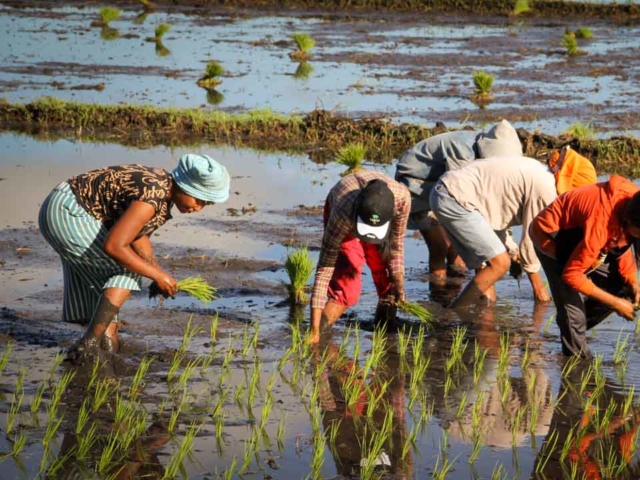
xmin=312 ymin=339 xmax=412 ymax=478
xmin=294 ymin=62 xmax=314 ymax=80
xmin=155 ymin=41 xmax=171 ymax=57
xmin=205 ymin=88 xmax=224 ymax=106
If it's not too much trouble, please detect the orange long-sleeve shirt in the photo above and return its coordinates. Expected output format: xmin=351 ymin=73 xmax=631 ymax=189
xmin=530 ymin=175 xmax=639 ymax=296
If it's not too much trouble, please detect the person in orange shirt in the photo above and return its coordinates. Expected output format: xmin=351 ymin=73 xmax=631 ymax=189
xmin=548 ymin=146 xmax=597 ymax=196
xmin=530 ymin=175 xmax=640 ymax=358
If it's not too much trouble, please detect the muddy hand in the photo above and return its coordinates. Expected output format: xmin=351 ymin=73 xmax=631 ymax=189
xmin=152 ymin=272 xmax=177 ymax=298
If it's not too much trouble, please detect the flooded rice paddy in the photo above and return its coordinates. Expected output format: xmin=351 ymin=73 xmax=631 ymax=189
xmin=1 ymin=134 xmax=640 ymax=479
xmin=2 ymin=1 xmax=640 ymax=479
xmin=0 ymin=3 xmax=639 ymax=136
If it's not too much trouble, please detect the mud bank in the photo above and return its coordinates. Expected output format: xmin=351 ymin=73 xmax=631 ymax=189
xmin=3 ymin=0 xmax=640 ymax=20
xmin=2 ymin=98 xmax=640 ymax=176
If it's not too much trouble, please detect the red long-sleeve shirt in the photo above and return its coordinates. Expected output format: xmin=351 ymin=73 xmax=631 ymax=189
xmin=530 ymin=175 xmax=638 ymax=296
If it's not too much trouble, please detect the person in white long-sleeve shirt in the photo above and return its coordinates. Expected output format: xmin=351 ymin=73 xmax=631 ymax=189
xmin=429 ymin=156 xmax=557 ymax=307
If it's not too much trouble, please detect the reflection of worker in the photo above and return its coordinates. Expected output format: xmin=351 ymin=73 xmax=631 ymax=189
xmin=430 ymin=145 xmax=598 ymax=308
xmin=308 ymin=172 xmax=410 ymax=344
xmin=530 ymin=176 xmax=640 ymax=358
xmin=395 ymin=120 xmax=522 ymax=284
xmin=533 ymin=364 xmax=640 ymax=479
xmin=39 ymin=155 xmax=230 ymax=358
xmin=312 ymin=340 xmax=412 ymax=478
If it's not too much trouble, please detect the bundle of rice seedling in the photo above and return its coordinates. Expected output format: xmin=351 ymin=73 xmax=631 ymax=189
xmin=336 ymin=142 xmax=366 ymax=176
xmin=398 ymin=301 xmax=433 ymax=324
xmin=284 ymin=247 xmax=314 ymax=305
xmin=177 ymin=277 xmax=217 ymax=303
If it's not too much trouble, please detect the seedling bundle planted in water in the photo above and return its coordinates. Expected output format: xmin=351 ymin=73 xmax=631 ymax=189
xmin=284 ymin=247 xmax=314 ymax=304
xmin=197 ymin=61 xmax=224 ymax=89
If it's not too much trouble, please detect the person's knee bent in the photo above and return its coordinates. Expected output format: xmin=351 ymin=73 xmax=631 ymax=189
xmin=488 ymin=252 xmax=510 ymax=276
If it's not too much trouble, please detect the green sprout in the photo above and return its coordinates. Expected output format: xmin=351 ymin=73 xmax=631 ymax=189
xmin=283 ymin=246 xmax=314 ymax=305
xmin=513 ymin=0 xmax=530 ymax=16
xmin=398 ymin=300 xmax=434 ymax=325
xmin=575 ymin=27 xmax=594 ymax=39
xmin=154 ymin=23 xmax=170 ymax=41
xmin=335 ymin=142 xmax=366 ymax=176
xmin=563 ymin=32 xmax=581 ymax=55
xmin=290 ymin=33 xmax=316 ymax=61
xmin=177 ymin=276 xmax=217 ymax=303
xmin=99 ymin=7 xmax=121 ymax=26
xmin=564 ymin=121 xmax=594 ymax=140
xmin=472 ymin=70 xmax=494 ymax=96
xmin=197 ymin=61 xmax=225 ymax=89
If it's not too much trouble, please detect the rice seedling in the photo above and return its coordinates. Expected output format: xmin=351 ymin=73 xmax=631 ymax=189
xmin=613 ymin=330 xmax=631 ymax=365
xmin=563 ymin=32 xmax=582 ymax=56
xmin=98 ymin=431 xmax=121 ymax=473
xmin=473 ymin=342 xmax=488 ymax=387
xmin=10 ymin=431 xmax=28 ymax=457
xmin=290 ymin=33 xmax=315 ymax=61
xmin=497 ymin=331 xmax=511 ymax=378
xmin=446 ymin=326 xmax=468 ymax=373
xmin=130 ymin=355 xmax=154 ymax=398
xmin=98 ymin=7 xmax=121 ymax=26
xmin=512 ymin=404 xmax=527 ymax=447
xmin=398 ymin=300 xmax=434 ymax=325
xmin=30 ymin=380 xmax=47 ymax=415
xmin=154 ymin=23 xmax=170 ymax=42
xmin=164 ymin=421 xmax=202 ymax=479
xmin=294 ymin=61 xmax=314 ymax=80
xmin=42 ymin=414 xmax=64 ymax=447
xmin=469 ymin=431 xmax=483 ymax=464
xmin=622 ymin=385 xmax=635 ymax=418
xmin=76 ymin=422 xmax=98 ymax=461
xmin=177 ymin=276 xmax=217 ymax=303
xmin=75 ymin=398 xmax=92 ymax=434
xmin=472 ymin=70 xmax=494 ymax=96
xmin=565 ymin=121 xmax=594 ymax=140
xmin=155 ymin=41 xmax=171 ymax=57
xmin=359 ymin=409 xmax=393 ymax=479
xmin=0 ymin=341 xmax=14 ymax=378
xmin=307 ymin=419 xmax=326 ymax=479
xmin=513 ymin=0 xmax=530 ymax=15
xmin=283 ymin=247 xmax=314 ymax=304
xmin=543 ymin=313 xmax=555 ymax=333
xmin=455 ymin=391 xmax=468 ymax=419
xmin=491 ymin=462 xmax=509 ymax=480
xmin=197 ymin=62 xmax=225 ymax=89
xmin=575 ymin=27 xmax=594 ymax=40
xmin=6 ymin=367 xmax=26 ymax=434
xmin=433 ymin=432 xmax=457 ymax=480
xmin=500 ymin=377 xmax=512 ymax=409
xmin=92 ymin=378 xmax=116 ymax=412
xmin=335 ymin=142 xmax=366 ymax=176
xmin=51 ymin=370 xmax=76 ymax=408
xmin=535 ymin=428 xmax=559 ymax=474
xmin=223 ymin=458 xmax=237 ymax=480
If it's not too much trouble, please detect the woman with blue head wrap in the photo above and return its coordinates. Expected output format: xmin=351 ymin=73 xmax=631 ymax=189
xmin=38 ymin=154 xmax=230 ymax=360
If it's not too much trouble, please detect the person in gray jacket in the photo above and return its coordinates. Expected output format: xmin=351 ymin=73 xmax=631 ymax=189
xmin=395 ymin=120 xmax=522 ymax=284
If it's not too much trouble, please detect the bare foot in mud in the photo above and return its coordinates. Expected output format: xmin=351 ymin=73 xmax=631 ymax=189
xmin=64 ymin=335 xmax=102 ymax=363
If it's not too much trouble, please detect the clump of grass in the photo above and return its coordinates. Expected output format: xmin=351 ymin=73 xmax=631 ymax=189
xmin=564 ymin=121 xmax=594 ymax=140
xmin=294 ymin=61 xmax=314 ymax=80
xmin=513 ymin=0 xmax=530 ymax=16
xmin=472 ymin=70 xmax=494 ymax=96
xmin=283 ymin=247 xmax=314 ymax=305
xmin=336 ymin=142 xmax=366 ymax=176
xmin=563 ymin=32 xmax=582 ymax=56
xmin=575 ymin=27 xmax=593 ymax=39
xmin=98 ymin=7 xmax=121 ymax=26
xmin=398 ymin=301 xmax=433 ymax=324
xmin=176 ymin=276 xmax=217 ymax=303
xmin=290 ymin=33 xmax=315 ymax=61
xmin=197 ymin=61 xmax=224 ymax=89
xmin=155 ymin=23 xmax=170 ymax=41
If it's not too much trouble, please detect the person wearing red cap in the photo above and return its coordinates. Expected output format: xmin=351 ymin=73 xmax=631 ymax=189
xmin=308 ymin=171 xmax=410 ymax=344
xmin=530 ymin=175 xmax=640 ymax=358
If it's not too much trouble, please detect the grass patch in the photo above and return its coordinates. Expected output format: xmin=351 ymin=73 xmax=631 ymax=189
xmin=177 ymin=276 xmax=217 ymax=303
xmin=336 ymin=142 xmax=366 ymax=175
xmin=197 ymin=61 xmax=224 ymax=88
xmin=283 ymin=247 xmax=314 ymax=305
xmin=564 ymin=121 xmax=594 ymax=140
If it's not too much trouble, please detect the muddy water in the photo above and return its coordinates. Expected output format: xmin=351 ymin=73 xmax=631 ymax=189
xmin=1 ymin=134 xmax=640 ymax=479
xmin=1 ymin=4 xmax=639 ymax=136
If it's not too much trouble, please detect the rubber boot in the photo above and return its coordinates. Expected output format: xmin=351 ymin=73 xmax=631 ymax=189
xmin=68 ymin=296 xmax=120 ymax=361
xmin=374 ymin=297 xmax=398 ymax=330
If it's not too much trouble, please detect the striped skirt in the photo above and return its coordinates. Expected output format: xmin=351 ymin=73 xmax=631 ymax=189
xmin=38 ymin=182 xmax=141 ymax=323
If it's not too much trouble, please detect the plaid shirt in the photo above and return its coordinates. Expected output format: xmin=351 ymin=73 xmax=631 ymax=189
xmin=311 ymin=171 xmax=410 ymax=310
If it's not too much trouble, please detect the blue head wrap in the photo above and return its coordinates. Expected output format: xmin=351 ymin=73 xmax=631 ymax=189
xmin=172 ymin=154 xmax=230 ymax=203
